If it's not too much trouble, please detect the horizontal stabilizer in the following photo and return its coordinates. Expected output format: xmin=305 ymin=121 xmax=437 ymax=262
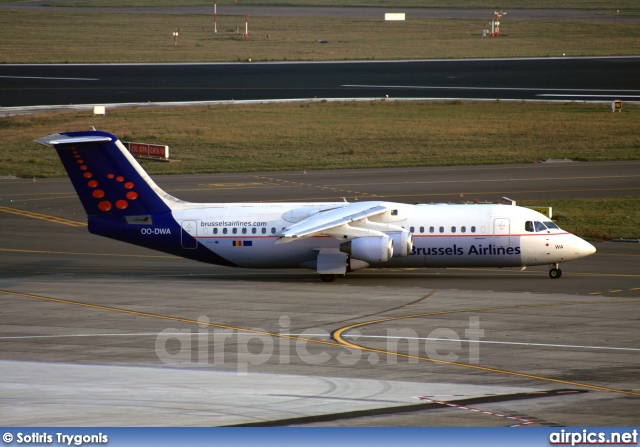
xmin=34 ymin=133 xmax=112 ymax=147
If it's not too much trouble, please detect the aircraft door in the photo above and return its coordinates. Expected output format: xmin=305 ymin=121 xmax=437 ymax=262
xmin=181 ymin=220 xmax=198 ymax=249
xmin=493 ymin=218 xmax=510 ymax=247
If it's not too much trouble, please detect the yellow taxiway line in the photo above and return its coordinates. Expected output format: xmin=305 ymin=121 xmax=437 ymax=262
xmin=1 ymin=288 xmax=638 ymax=398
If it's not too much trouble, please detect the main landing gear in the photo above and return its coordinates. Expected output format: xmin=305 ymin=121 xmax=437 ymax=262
xmin=549 ymin=263 xmax=562 ymax=279
xmin=319 ymin=274 xmax=338 ymax=282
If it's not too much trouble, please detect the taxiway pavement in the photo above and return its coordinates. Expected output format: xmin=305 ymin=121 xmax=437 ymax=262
xmin=1 ymin=162 xmax=638 ymax=426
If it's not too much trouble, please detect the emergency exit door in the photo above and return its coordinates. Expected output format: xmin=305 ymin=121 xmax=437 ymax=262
xmin=181 ymin=220 xmax=198 ymax=249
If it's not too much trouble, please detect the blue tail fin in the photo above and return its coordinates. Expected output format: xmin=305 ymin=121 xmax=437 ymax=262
xmin=36 ymin=130 xmax=172 ymax=217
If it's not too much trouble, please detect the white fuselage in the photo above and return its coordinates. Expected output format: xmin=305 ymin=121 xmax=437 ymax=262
xmin=170 ymin=201 xmax=595 ymax=270
xmin=43 ymin=130 xmax=596 ymax=280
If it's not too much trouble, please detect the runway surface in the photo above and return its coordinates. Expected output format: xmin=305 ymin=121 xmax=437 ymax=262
xmin=1 ymin=161 xmax=639 ymax=426
xmin=2 ymin=57 xmax=640 ymax=108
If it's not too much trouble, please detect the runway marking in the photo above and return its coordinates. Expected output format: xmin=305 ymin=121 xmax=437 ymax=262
xmin=416 ymin=396 xmax=539 ymax=427
xmin=0 ymin=205 xmax=86 ymax=227
xmin=188 ymin=173 xmax=640 ymax=197
xmin=199 ymin=182 xmax=268 ymax=188
xmin=331 ymin=301 xmax=640 ymax=398
xmin=330 ymin=174 xmax=640 ymax=188
xmin=597 ymin=253 xmax=640 ymax=257
xmin=371 ymin=186 xmax=640 ymax=199
xmin=343 ymin=84 xmax=640 ymax=94
xmin=370 ymin=267 xmax=640 ymax=279
xmin=5 ymin=195 xmax=79 ymax=203
xmin=0 ymin=76 xmax=99 ymax=81
xmin=253 ymin=187 xmax=640 ymax=202
xmin=2 ymin=288 xmax=638 ymax=398
xmin=0 ymin=247 xmax=172 ymax=259
xmin=2 ymin=249 xmax=638 ymax=281
xmin=254 ymin=175 xmax=380 ymax=198
xmin=538 ymin=94 xmax=640 ymax=99
xmin=2 ymin=332 xmax=328 ymax=341
xmin=252 ymin=161 xmax=640 ymax=178
xmin=0 ymin=289 xmax=340 ymax=348
xmin=0 ymin=332 xmax=182 ymax=340
xmin=290 ymin=332 xmax=639 ymax=352
xmin=338 ymin=334 xmax=640 ymax=352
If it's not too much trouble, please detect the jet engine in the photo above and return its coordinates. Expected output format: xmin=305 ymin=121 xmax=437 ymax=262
xmin=388 ymin=230 xmax=413 ymax=257
xmin=342 ymin=235 xmax=394 ymax=263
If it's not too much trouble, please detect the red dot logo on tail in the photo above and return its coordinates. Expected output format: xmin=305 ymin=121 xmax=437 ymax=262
xmin=98 ymin=201 xmax=112 ymax=212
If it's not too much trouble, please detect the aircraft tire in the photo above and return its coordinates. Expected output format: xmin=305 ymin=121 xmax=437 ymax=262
xmin=549 ymin=268 xmax=562 ymax=279
xmin=319 ymin=274 xmax=338 ymax=282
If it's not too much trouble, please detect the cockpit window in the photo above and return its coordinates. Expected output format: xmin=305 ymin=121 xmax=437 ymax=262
xmin=544 ymin=221 xmax=560 ymax=229
xmin=534 ymin=221 xmax=548 ymax=232
xmin=525 ymin=221 xmax=534 ymax=232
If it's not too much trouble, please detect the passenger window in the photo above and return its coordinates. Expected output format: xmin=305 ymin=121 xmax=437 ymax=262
xmin=430 ymin=226 xmax=435 ymax=233
xmin=223 ymin=228 xmax=228 ymax=234
xmin=451 ymin=226 xmax=456 ymax=233
xmin=461 ymin=226 xmax=466 ymax=233
xmin=213 ymin=228 xmax=218 ymax=235
xmin=439 ymin=226 xmax=444 ymax=233
xmin=410 ymin=226 xmax=415 ymax=233
xmin=242 ymin=228 xmax=247 ymax=234
xmin=471 ymin=226 xmax=476 ymax=233
xmin=420 ymin=226 xmax=424 ymax=233
xmin=534 ymin=221 xmax=548 ymax=232
xmin=252 ymin=228 xmax=257 ymax=234
xmin=544 ymin=221 xmax=560 ymax=229
xmin=271 ymin=227 xmax=276 ymax=234
xmin=232 ymin=228 xmax=238 ymax=234
xmin=262 ymin=228 xmax=267 ymax=234
xmin=525 ymin=221 xmax=534 ymax=232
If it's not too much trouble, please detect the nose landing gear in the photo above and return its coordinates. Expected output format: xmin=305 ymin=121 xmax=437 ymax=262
xmin=549 ymin=263 xmax=563 ymax=279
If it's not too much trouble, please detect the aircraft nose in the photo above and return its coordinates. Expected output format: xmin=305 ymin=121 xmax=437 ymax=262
xmin=576 ymin=238 xmax=596 ymax=258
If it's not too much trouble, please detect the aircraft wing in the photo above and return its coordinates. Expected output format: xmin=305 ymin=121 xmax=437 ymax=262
xmin=276 ymin=202 xmax=388 ymax=243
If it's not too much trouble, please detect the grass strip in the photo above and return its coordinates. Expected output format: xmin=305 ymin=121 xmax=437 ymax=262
xmin=1 ymin=11 xmax=640 ymax=63
xmin=1 ymin=102 xmax=637 ymax=239
xmin=44 ymin=0 xmax=640 ymax=10
xmin=520 ymin=197 xmax=640 ymax=240
xmin=2 ymin=101 xmax=638 ymax=178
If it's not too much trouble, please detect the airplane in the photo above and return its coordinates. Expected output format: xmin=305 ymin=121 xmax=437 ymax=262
xmin=36 ymin=130 xmax=596 ymax=282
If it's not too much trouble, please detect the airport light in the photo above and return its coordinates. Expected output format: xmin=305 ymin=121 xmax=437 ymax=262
xmin=490 ymin=11 xmax=506 ymax=37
